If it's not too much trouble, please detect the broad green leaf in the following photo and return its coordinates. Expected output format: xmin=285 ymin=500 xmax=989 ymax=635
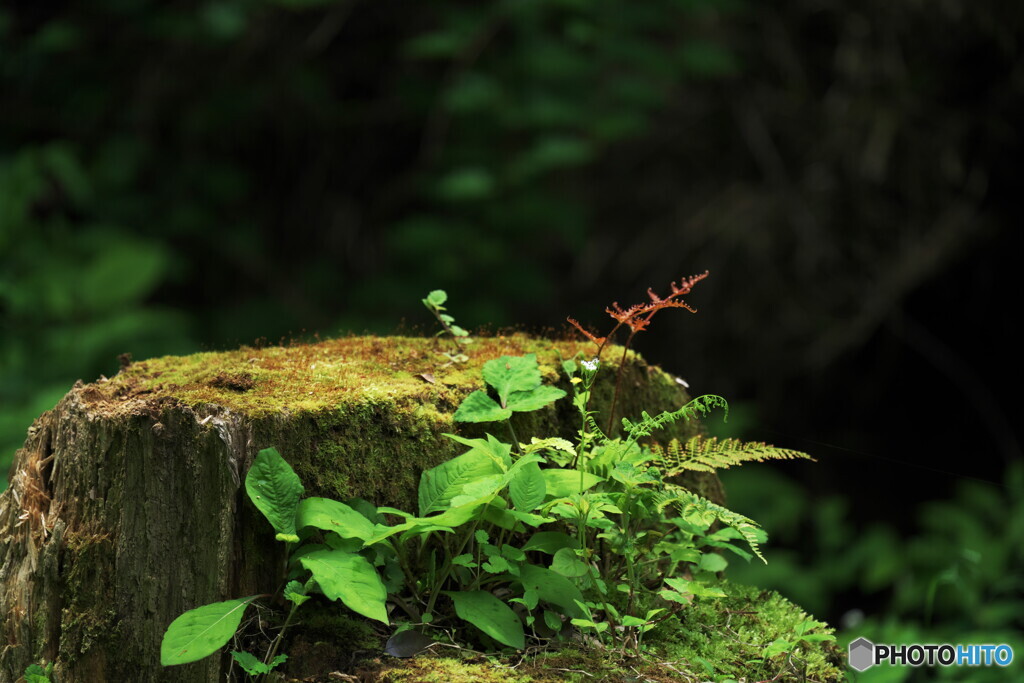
xmin=444 ymin=433 xmax=513 ymax=469
xmin=544 ymin=610 xmax=563 ymax=631
xmin=521 ymin=531 xmax=579 ymax=555
xmin=542 ymin=469 xmax=604 ymax=498
xmin=506 ymin=385 xmax=566 ymax=412
xmin=551 ymin=548 xmax=589 ymax=578
xmin=698 ymin=553 xmax=729 ymax=573
xmin=160 ymin=595 xmax=260 ymax=665
xmin=450 ymin=474 xmax=505 ymax=507
xmin=296 ymin=497 xmax=376 ymax=541
xmin=452 ymin=390 xmax=512 ymax=423
xmin=425 ymin=290 xmax=447 ymax=307
xmin=418 ymin=449 xmax=504 ymax=515
xmin=446 ymin=591 xmax=525 ymax=649
xmin=300 ymin=550 xmax=388 ymax=624
xmin=509 ymin=462 xmax=546 ymax=511
xmin=245 ymin=447 xmax=303 ymax=542
xmin=518 ymin=564 xmax=585 ymax=618
xmin=416 ymin=496 xmax=491 ymax=528
xmin=482 ymin=355 xmax=542 ymax=406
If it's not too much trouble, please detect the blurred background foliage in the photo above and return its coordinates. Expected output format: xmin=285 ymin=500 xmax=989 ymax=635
xmin=2 ymin=0 xmax=1021 ymax=677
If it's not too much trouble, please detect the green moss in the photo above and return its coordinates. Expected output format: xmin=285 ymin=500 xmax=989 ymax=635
xmin=360 ymin=656 xmax=539 ymax=682
xmin=646 ymin=580 xmax=843 ymax=680
xmin=57 ymin=531 xmax=120 ymax=674
xmin=362 ymin=581 xmax=842 ymax=682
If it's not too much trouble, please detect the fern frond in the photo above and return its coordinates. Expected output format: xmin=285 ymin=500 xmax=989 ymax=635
xmin=653 ymin=484 xmax=768 ymax=563
xmin=652 ymin=435 xmax=814 ymax=477
xmin=621 ymin=395 xmax=729 ymax=443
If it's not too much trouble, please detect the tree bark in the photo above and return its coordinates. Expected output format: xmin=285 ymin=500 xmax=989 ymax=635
xmin=0 ymin=335 xmax=716 ymax=682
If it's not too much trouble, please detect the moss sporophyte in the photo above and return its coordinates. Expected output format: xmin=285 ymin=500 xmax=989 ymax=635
xmin=158 ymin=278 xmax=836 ymax=681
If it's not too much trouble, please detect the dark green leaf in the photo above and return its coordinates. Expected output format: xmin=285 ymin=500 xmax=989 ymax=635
xmin=446 ymin=590 xmax=525 ymax=649
xmin=245 ymin=447 xmax=304 ymax=542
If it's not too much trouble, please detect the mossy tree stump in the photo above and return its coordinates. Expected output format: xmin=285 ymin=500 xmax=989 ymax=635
xmin=0 ymin=335 xmax=735 ymax=682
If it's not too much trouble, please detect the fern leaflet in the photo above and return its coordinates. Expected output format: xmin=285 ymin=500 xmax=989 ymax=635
xmin=653 ymin=484 xmax=768 ymax=563
xmin=652 ymin=435 xmax=813 ymax=477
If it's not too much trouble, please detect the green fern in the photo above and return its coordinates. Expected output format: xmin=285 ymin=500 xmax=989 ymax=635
xmin=652 ymin=435 xmax=813 ymax=477
xmin=653 ymin=484 xmax=768 ymax=563
xmin=621 ymin=394 xmax=729 ymax=444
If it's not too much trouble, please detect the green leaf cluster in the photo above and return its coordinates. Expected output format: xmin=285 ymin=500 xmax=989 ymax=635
xmin=159 ymin=332 xmax=815 ymax=672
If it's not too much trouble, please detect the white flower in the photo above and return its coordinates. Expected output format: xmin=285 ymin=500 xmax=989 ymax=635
xmin=581 ymin=358 xmax=600 ymax=372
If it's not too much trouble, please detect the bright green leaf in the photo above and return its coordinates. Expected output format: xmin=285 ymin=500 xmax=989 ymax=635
xmin=698 ymin=553 xmax=729 ymax=573
xmin=160 ymin=595 xmax=260 ymax=665
xmin=245 ymin=448 xmax=303 ymax=542
xmin=296 ymin=497 xmax=376 ymax=542
xmin=452 ymin=390 xmax=512 ymax=423
xmin=506 ymin=385 xmax=567 ymax=412
xmin=418 ymin=448 xmax=504 ymax=516
xmin=300 ymin=550 xmax=389 ymax=624
xmin=509 ymin=462 xmax=546 ymax=511
xmin=542 ymin=469 xmax=604 ymax=498
xmin=482 ymin=355 xmax=542 ymax=406
xmin=551 ymin=548 xmax=589 ymax=578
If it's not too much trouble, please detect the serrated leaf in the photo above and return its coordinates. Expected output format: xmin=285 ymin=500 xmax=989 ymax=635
xmin=245 ymin=448 xmax=303 ymax=542
xmin=283 ymin=580 xmax=310 ymax=606
xmin=453 ymin=390 xmax=512 ymax=423
xmin=160 ymin=595 xmax=260 ymax=665
xmin=296 ymin=497 xmax=376 ymax=541
xmin=542 ymin=469 xmax=604 ymax=498
xmin=300 ymin=550 xmax=388 ymax=624
xmin=482 ymin=355 xmax=542 ymax=406
xmin=418 ymin=449 xmax=505 ymax=516
xmin=446 ymin=590 xmax=525 ymax=649
xmin=506 ymin=385 xmax=567 ymax=412
xmin=509 ymin=462 xmax=546 ymax=511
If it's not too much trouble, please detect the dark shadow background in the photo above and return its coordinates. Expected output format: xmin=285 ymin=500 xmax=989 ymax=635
xmin=2 ymin=1 xmax=1021 ymax=679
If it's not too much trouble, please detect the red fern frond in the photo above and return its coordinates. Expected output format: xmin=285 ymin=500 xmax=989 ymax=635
xmin=567 ymin=317 xmax=606 ymax=346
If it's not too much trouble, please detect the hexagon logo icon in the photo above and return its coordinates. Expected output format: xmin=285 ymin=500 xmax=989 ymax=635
xmin=848 ymin=637 xmax=875 ymax=672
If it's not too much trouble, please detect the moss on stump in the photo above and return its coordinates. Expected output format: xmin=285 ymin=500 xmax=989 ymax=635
xmin=0 ymin=334 xmax=840 ymax=681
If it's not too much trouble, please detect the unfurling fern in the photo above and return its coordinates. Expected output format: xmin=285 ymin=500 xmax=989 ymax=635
xmin=653 ymin=483 xmax=769 ymax=563
xmin=652 ymin=435 xmax=814 ymax=477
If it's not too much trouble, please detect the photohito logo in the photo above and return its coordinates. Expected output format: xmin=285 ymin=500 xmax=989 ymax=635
xmin=848 ymin=637 xmax=1014 ymax=672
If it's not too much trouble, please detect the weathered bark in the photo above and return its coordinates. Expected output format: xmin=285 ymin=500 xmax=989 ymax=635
xmin=0 ymin=335 xmax=718 ymax=682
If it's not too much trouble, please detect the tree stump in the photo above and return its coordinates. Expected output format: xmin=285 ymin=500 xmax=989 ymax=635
xmin=1 ymin=335 xmax=733 ymax=682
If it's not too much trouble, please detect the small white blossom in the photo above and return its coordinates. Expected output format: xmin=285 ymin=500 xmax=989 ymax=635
xmin=581 ymin=358 xmax=600 ymax=372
